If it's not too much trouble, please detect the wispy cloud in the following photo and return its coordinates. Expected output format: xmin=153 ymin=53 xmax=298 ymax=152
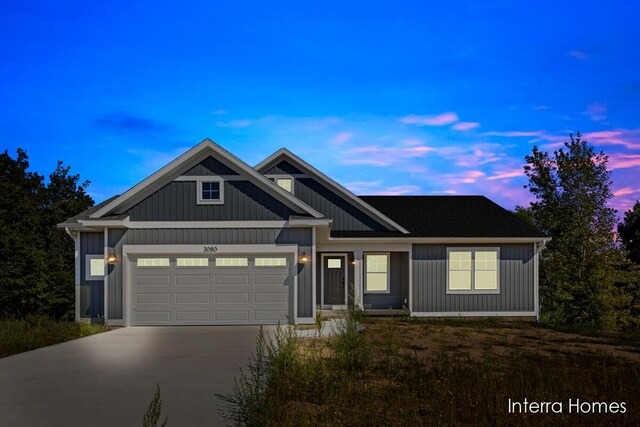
xmin=400 ymin=112 xmax=459 ymax=126
xmin=340 ymin=143 xmax=435 ymax=167
xmin=608 ymin=154 xmax=640 ymax=170
xmin=452 ymin=121 xmax=480 ymax=131
xmin=483 ymin=131 xmax=543 ymax=137
xmin=487 ymin=168 xmax=524 ymax=180
xmin=127 ymin=146 xmax=192 ymax=175
xmin=94 ymin=112 xmax=170 ymax=135
xmin=583 ymin=102 xmax=607 ymax=122
xmin=583 ymin=130 xmax=640 ymax=149
xmin=215 ymin=119 xmax=260 ymax=128
xmin=344 ymin=180 xmax=421 ymax=195
xmin=332 ymin=132 xmax=353 ymax=144
xmin=446 ymin=170 xmax=486 ymax=184
xmin=570 ymin=50 xmax=588 ymax=60
xmin=613 ymin=187 xmax=637 ymax=197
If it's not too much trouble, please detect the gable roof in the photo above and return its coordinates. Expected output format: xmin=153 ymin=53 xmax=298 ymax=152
xmin=255 ymin=148 xmax=410 ymax=234
xmin=89 ymin=139 xmax=324 ymax=219
xmin=331 ymin=196 xmax=548 ymax=239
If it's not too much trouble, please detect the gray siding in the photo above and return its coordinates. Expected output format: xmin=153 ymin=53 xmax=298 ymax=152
xmin=104 ymin=227 xmax=313 ymax=322
xmin=181 ymin=156 xmax=239 ymax=175
xmin=79 ymin=232 xmax=104 ymax=319
xmin=263 ymin=160 xmax=304 ymax=175
xmin=126 ymin=181 xmax=296 ymax=221
xmin=107 ymin=229 xmax=126 ymax=320
xmin=412 ymin=244 xmax=534 ymax=313
xmin=363 ymin=252 xmax=408 ymax=310
xmin=295 ymin=178 xmax=388 ymax=231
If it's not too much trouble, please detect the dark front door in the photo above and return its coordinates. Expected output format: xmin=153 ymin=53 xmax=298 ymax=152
xmin=324 ymin=256 xmax=346 ymax=305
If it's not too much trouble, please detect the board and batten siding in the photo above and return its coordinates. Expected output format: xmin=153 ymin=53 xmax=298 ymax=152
xmin=125 ymin=181 xmax=296 ymax=221
xmin=412 ymin=244 xmax=534 ymax=313
xmin=363 ymin=252 xmax=409 ymax=310
xmin=181 ymin=156 xmax=240 ymax=176
xmin=262 ymin=160 xmax=305 ymax=175
xmin=105 ymin=227 xmax=313 ymax=321
xmin=79 ymin=232 xmax=104 ymax=319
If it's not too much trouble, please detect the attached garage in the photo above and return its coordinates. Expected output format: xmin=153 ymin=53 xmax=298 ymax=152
xmin=128 ymin=254 xmax=292 ymax=325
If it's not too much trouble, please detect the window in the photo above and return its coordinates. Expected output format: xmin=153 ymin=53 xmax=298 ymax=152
xmin=85 ymin=255 xmax=105 ymax=280
xmin=327 ymin=259 xmax=342 ymax=269
xmin=216 ymin=257 xmax=248 ymax=267
xmin=255 ymin=257 xmax=287 ymax=267
xmin=447 ymin=248 xmax=499 ymax=293
xmin=197 ymin=178 xmax=224 ymax=205
xmin=177 ymin=258 xmax=209 ymax=267
xmin=137 ymin=258 xmax=170 ymax=267
xmin=364 ymin=253 xmax=389 ymax=293
xmin=275 ymin=178 xmax=293 ymax=193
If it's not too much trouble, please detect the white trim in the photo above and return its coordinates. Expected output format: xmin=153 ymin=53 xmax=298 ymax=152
xmin=353 ymin=250 xmax=363 ymax=309
xmin=103 ymin=228 xmax=109 ymax=322
xmin=255 ymin=148 xmax=410 ymax=234
xmin=129 ymin=220 xmax=286 ymax=228
xmin=265 ymin=174 xmax=308 ymax=179
xmin=78 ymin=219 xmax=129 ymax=227
xmin=363 ymin=252 xmax=391 ymax=294
xmin=320 ymin=253 xmax=348 ymax=308
xmin=74 ymin=231 xmax=81 ymax=321
xmin=288 ymin=218 xmax=332 ymax=227
xmin=445 ymin=247 xmax=500 ymax=295
xmin=106 ymin=319 xmax=125 ymax=326
xmin=326 ymin=237 xmax=550 ymax=244
xmin=174 ymin=175 xmax=247 ymax=181
xmin=411 ymin=311 xmax=537 ymax=318
xmin=534 ymin=242 xmax=541 ymax=321
xmin=317 ymin=243 xmax=411 ymax=252
xmin=265 ymin=174 xmax=295 ymax=195
xmin=408 ymin=247 xmax=413 ymax=311
xmin=311 ymin=227 xmax=317 ymax=321
xmin=90 ymin=139 xmax=324 ymax=219
xmin=85 ymin=255 xmax=105 ymax=281
xmin=196 ymin=177 xmax=224 ymax=205
xmin=295 ymin=318 xmax=315 ymax=325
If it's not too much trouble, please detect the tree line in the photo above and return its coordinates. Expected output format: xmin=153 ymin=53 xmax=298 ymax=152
xmin=0 ymin=149 xmax=94 ymax=319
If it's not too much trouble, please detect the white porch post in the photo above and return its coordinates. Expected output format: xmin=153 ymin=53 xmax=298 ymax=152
xmin=353 ymin=250 xmax=364 ymax=309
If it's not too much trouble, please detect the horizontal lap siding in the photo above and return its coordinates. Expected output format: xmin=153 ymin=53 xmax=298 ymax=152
xmin=79 ymin=232 xmax=104 ymax=319
xmin=412 ymin=244 xmax=534 ymax=313
xmin=364 ymin=252 xmax=407 ymax=309
xmin=126 ymin=181 xmax=295 ymax=221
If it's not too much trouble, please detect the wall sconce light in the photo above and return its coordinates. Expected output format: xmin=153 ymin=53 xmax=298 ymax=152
xmin=299 ymin=251 xmax=310 ymax=264
xmin=106 ymin=249 xmax=118 ymax=265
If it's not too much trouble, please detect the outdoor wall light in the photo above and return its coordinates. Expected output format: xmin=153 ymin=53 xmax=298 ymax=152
xmin=299 ymin=252 xmax=310 ymax=264
xmin=106 ymin=249 xmax=118 ymax=265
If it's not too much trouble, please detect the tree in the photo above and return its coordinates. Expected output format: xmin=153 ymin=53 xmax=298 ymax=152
xmin=618 ymin=201 xmax=640 ymax=265
xmin=523 ymin=132 xmax=618 ymax=328
xmin=0 ymin=150 xmax=93 ymax=319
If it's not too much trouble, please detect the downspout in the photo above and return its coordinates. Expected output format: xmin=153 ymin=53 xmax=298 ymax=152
xmin=64 ymin=227 xmax=76 ymax=242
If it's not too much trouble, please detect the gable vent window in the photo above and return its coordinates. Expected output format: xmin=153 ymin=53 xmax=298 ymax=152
xmin=275 ymin=178 xmax=293 ymax=193
xmin=197 ymin=178 xmax=224 ymax=205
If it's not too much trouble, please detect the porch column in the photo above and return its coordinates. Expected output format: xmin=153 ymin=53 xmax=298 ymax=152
xmin=353 ymin=250 xmax=364 ymax=309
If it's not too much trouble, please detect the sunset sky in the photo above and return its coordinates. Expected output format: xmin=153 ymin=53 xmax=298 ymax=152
xmin=1 ymin=1 xmax=639 ymax=215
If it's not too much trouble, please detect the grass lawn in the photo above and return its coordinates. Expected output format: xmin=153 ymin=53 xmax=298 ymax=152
xmin=221 ymin=316 xmax=640 ymax=426
xmin=0 ymin=317 xmax=112 ymax=358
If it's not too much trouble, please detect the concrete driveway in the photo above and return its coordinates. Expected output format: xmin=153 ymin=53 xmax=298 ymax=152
xmin=0 ymin=326 xmax=270 ymax=426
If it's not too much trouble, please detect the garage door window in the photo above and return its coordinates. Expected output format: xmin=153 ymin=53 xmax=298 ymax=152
xmin=177 ymin=258 xmax=209 ymax=267
xmin=216 ymin=258 xmax=248 ymax=267
xmin=137 ymin=258 xmax=170 ymax=267
xmin=255 ymin=257 xmax=287 ymax=267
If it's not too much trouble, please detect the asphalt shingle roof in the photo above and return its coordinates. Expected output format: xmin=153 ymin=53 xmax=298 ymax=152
xmin=331 ymin=195 xmax=547 ymax=238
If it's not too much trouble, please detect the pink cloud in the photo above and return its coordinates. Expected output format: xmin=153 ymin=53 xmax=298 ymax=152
xmin=430 ymin=190 xmax=458 ymax=194
xmin=341 ymin=143 xmax=435 ymax=167
xmin=570 ymin=50 xmax=588 ymax=60
xmin=345 ymin=181 xmax=421 ymax=195
xmin=608 ymin=154 xmax=640 ymax=170
xmin=487 ymin=168 xmax=524 ymax=180
xmin=447 ymin=170 xmax=486 ymax=184
xmin=332 ymin=132 xmax=353 ymax=144
xmin=400 ymin=112 xmax=459 ymax=126
xmin=452 ymin=122 xmax=480 ymax=131
xmin=483 ymin=131 xmax=543 ymax=137
xmin=613 ymin=187 xmax=637 ymax=197
xmin=583 ymin=130 xmax=640 ymax=149
xmin=377 ymin=185 xmax=422 ymax=195
xmin=583 ymin=102 xmax=606 ymax=121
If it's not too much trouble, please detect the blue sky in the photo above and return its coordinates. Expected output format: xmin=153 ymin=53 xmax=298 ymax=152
xmin=1 ymin=1 xmax=639 ymax=214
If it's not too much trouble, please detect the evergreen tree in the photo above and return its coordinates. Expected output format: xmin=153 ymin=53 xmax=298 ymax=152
xmin=523 ymin=133 xmax=618 ymax=328
xmin=618 ymin=201 xmax=640 ymax=265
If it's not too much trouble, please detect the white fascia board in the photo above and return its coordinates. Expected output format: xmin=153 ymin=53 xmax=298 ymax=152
xmin=326 ymin=237 xmax=550 ymax=244
xmin=411 ymin=311 xmax=537 ymax=318
xmin=90 ymin=139 xmax=324 ymax=219
xmin=256 ymin=149 xmax=410 ymax=234
xmin=122 ymin=244 xmax=298 ymax=255
xmin=317 ymin=243 xmax=411 ymax=252
xmin=128 ymin=221 xmax=288 ymax=229
xmin=287 ymin=218 xmax=332 ymax=227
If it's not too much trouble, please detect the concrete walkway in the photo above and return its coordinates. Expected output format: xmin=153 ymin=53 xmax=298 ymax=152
xmin=0 ymin=326 xmax=270 ymax=427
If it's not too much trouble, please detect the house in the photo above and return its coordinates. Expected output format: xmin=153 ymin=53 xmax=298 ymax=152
xmin=58 ymin=139 xmax=548 ymax=326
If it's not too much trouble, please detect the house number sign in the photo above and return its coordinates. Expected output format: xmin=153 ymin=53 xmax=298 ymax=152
xmin=203 ymin=246 xmax=218 ymax=253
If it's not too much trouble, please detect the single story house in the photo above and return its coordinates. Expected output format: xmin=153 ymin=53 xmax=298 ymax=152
xmin=58 ymin=139 xmax=548 ymax=326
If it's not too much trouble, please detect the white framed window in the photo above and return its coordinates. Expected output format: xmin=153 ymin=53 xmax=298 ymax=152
xmin=364 ymin=253 xmax=390 ymax=293
xmin=216 ymin=257 xmax=248 ymax=267
xmin=197 ymin=177 xmax=224 ymax=205
xmin=255 ymin=257 xmax=287 ymax=267
xmin=85 ymin=255 xmax=105 ymax=281
xmin=137 ymin=258 xmax=170 ymax=267
xmin=275 ymin=178 xmax=293 ymax=193
xmin=447 ymin=248 xmax=499 ymax=294
xmin=176 ymin=258 xmax=209 ymax=267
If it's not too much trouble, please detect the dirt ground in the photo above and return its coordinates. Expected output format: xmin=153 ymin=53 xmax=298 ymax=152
xmin=361 ymin=318 xmax=640 ymax=364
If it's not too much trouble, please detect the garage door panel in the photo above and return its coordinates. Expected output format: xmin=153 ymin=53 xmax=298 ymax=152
xmin=131 ymin=255 xmax=291 ymax=325
xmin=215 ymin=293 xmax=250 ymax=303
xmin=176 ymin=275 xmax=210 ymax=286
xmin=176 ymin=311 xmax=210 ymax=321
xmin=136 ymin=294 xmax=171 ymax=304
xmin=176 ymin=293 xmax=211 ymax=303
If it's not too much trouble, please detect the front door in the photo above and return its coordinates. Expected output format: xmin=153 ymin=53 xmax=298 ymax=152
xmin=323 ymin=255 xmax=346 ymax=306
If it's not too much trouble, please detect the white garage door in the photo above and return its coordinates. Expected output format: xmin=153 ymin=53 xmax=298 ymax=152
xmin=129 ymin=255 xmax=291 ymax=325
